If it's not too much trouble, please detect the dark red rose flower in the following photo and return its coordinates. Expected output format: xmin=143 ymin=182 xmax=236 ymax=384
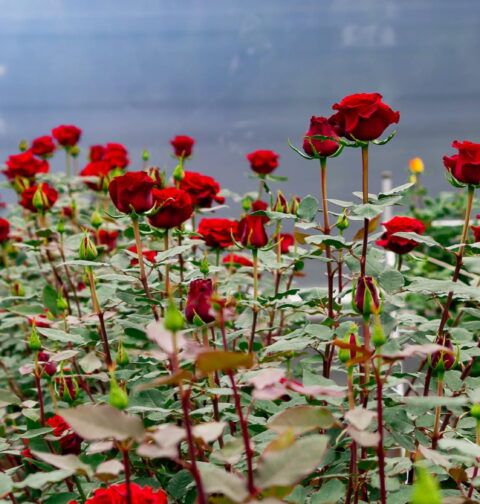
xmin=128 ymin=245 xmax=157 ymax=265
xmin=250 ymin=199 xmax=269 ymax=223
xmin=353 ymin=276 xmax=381 ymax=316
xmin=170 ymin=135 xmax=195 ymax=158
xmin=22 ymin=445 xmax=33 ymax=460
xmin=443 ymin=140 xmax=480 ymax=185
xmin=80 ymin=483 xmax=168 ymax=504
xmin=185 ymin=278 xmax=215 ymax=324
xmin=28 ymin=313 xmax=51 ymax=327
xmin=59 ymin=433 xmax=82 ymax=455
xmin=376 ymin=216 xmax=425 ymax=255
xmin=330 ymin=93 xmax=400 ymax=142
xmin=197 ymin=218 xmax=238 ymax=248
xmin=431 ymin=336 xmax=456 ymax=372
xmin=148 ymin=187 xmax=193 ymax=229
xmin=103 ymin=143 xmax=129 ymax=169
xmin=3 ymin=151 xmax=49 ymax=180
xmin=275 ymin=233 xmax=294 ymax=254
xmin=62 ymin=206 xmax=73 ymax=218
xmin=237 ymin=215 xmax=268 ymax=249
xmin=0 ymin=217 xmax=10 ymax=242
xmin=89 ymin=145 xmax=105 ymax=162
xmin=303 ymin=116 xmax=340 ymax=157
xmin=222 ymin=253 xmax=254 ymax=268
xmin=38 ymin=351 xmax=57 ymax=377
xmin=179 ymin=171 xmax=225 ymax=208
xmin=108 ymin=171 xmax=155 ymax=214
xmin=51 ymin=125 xmax=82 ymax=147
xmin=47 ymin=415 xmax=70 ymax=437
xmin=246 ymin=150 xmax=279 ymax=175
xmin=19 ymin=183 xmax=58 ymax=213
xmin=30 ymin=136 xmax=56 ymax=158
xmin=80 ymin=161 xmax=112 ymax=191
xmin=98 ymin=229 xmax=120 ymax=251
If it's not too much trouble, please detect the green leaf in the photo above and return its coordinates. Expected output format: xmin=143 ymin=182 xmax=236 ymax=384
xmin=379 ymin=269 xmax=405 ymax=293
xmin=44 ymin=493 xmax=78 ymax=504
xmin=393 ymin=232 xmax=441 ymax=248
xmin=0 ymin=473 xmax=13 ymax=495
xmin=43 ymin=284 xmax=59 ymax=317
xmin=267 ymin=406 xmax=337 ymax=435
xmin=297 ymin=195 xmax=319 ymax=222
xmin=31 ymin=451 xmax=92 ymax=476
xmin=288 ymin=138 xmax=314 ymax=160
xmin=411 ymin=465 xmax=442 ymax=504
xmin=17 ymin=470 xmax=74 ymax=489
xmin=305 ymin=234 xmax=346 ymax=249
xmin=256 ymin=435 xmax=328 ymax=489
xmin=36 ymin=328 xmax=85 ymax=345
xmin=197 ymin=462 xmax=249 ymax=502
xmin=311 ymin=479 xmax=345 ymax=504
xmin=167 ymin=469 xmax=194 ymax=499
xmin=0 ymin=389 xmax=19 ymax=407
xmin=8 ymin=303 xmax=45 ymax=316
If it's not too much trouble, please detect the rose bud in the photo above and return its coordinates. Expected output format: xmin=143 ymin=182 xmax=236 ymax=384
xmin=335 ymin=212 xmax=349 ymax=231
xmin=290 ymin=196 xmax=301 ymax=215
xmin=302 ymin=116 xmax=341 ymax=158
xmin=90 ymin=210 xmax=103 ymax=229
xmin=11 ymin=280 xmax=25 ymax=297
xmin=330 ymin=93 xmax=400 ymax=142
xmin=79 ymin=161 xmax=112 ymax=191
xmin=352 ymin=276 xmax=382 ymax=317
xmin=147 ymin=187 xmax=193 ymax=229
xmin=409 ymin=157 xmax=424 ymax=174
xmin=59 ymin=433 xmax=83 ymax=455
xmin=38 ymin=351 xmax=57 ymax=377
xmin=246 ymin=150 xmax=279 ymax=175
xmin=89 ymin=144 xmax=105 ymax=162
xmin=116 ymin=341 xmax=129 ymax=366
xmin=179 ymin=171 xmax=225 ymax=208
xmin=18 ymin=138 xmax=28 ymax=152
xmin=98 ymin=229 xmax=119 ymax=252
xmin=273 ymin=190 xmax=289 ymax=213
xmin=28 ymin=325 xmax=42 ymax=351
xmin=338 ymin=331 xmax=359 ymax=364
xmin=109 ymin=372 xmax=129 ymax=410
xmin=79 ymin=233 xmax=98 ymax=261
xmin=431 ymin=336 xmax=457 ymax=374
xmin=51 ymin=125 xmax=82 ymax=147
xmin=376 ymin=216 xmax=425 ymax=255
xmin=30 ymin=136 xmax=56 ymax=159
xmin=56 ymin=296 xmax=68 ymax=312
xmin=172 ymin=162 xmax=184 ymax=182
xmin=0 ymin=218 xmax=10 ymax=242
xmin=147 ymin=166 xmax=164 ymax=188
xmin=19 ymin=183 xmax=58 ymax=213
xmin=275 ymin=233 xmax=294 ymax=254
xmin=142 ymin=148 xmax=150 ymax=162
xmin=196 ymin=218 xmax=238 ymax=248
xmin=371 ymin=322 xmax=386 ymax=348
xmin=237 ymin=215 xmax=269 ymax=249
xmin=470 ymin=404 xmax=480 ymax=421
xmin=56 ymin=372 xmax=78 ymax=402
xmin=170 ymin=135 xmax=195 ymax=158
xmin=108 ymin=171 xmax=155 ymax=215
xmin=185 ymin=279 xmax=216 ymax=324
xmin=443 ymin=140 xmax=480 ymax=186
xmin=3 ymin=151 xmax=49 ymax=180
xmin=164 ymin=300 xmax=184 ymax=333
xmin=222 ymin=253 xmax=254 ymax=268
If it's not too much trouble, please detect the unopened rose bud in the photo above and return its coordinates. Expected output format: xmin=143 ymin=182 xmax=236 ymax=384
xmin=109 ymin=372 xmax=128 ymax=410
xmin=69 ymin=146 xmax=80 ymax=158
xmin=147 ymin=167 xmax=163 ymax=187
xmin=172 ymin=163 xmax=184 ymax=182
xmin=200 ymin=256 xmax=210 ymax=276
xmin=471 ymin=403 xmax=480 ymax=421
xmin=430 ymin=336 xmax=456 ymax=374
xmin=336 ymin=213 xmax=349 ymax=231
xmin=57 ymin=296 xmax=68 ymax=312
xmin=90 ymin=210 xmax=103 ymax=229
xmin=164 ymin=299 xmax=184 ymax=332
xmin=18 ymin=138 xmax=28 ymax=152
xmin=116 ymin=341 xmax=129 ymax=366
xmin=352 ymin=276 xmax=382 ymax=317
xmin=32 ymin=184 xmax=51 ymax=211
xmin=142 ymin=149 xmax=150 ymax=162
xmin=11 ymin=280 xmax=25 ymax=297
xmin=371 ymin=322 xmax=386 ymax=348
xmin=290 ymin=196 xmax=301 ymax=215
xmin=242 ymin=197 xmax=253 ymax=212
xmin=79 ymin=233 xmax=98 ymax=261
xmin=339 ymin=331 xmax=359 ymax=364
xmin=28 ymin=325 xmax=42 ymax=351
xmin=57 ymin=217 xmax=66 ymax=234
xmin=273 ymin=191 xmax=289 ymax=213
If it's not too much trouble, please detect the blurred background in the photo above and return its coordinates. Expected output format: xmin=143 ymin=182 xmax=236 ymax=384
xmin=0 ymin=0 xmax=478 ymax=210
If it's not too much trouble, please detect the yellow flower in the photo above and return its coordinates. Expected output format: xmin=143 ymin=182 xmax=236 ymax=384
xmin=409 ymin=157 xmax=424 ymax=173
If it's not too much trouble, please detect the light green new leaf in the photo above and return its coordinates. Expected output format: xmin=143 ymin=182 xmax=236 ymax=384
xmin=267 ymin=406 xmax=336 ymax=435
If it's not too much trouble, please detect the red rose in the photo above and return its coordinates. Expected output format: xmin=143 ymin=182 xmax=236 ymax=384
xmin=302 ymin=116 xmax=340 ymax=157
xmin=89 ymin=145 xmax=105 ymax=162
xmin=30 ymin=136 xmax=56 ymax=158
xmin=0 ymin=218 xmax=10 ymax=242
xmin=330 ymin=93 xmax=400 ymax=142
xmin=147 ymin=187 xmax=193 ymax=229
xmin=19 ymin=183 xmax=58 ymax=213
xmin=246 ymin=150 xmax=279 ymax=175
xmin=197 ymin=218 xmax=238 ymax=248
xmin=98 ymin=229 xmax=120 ymax=251
xmin=275 ymin=233 xmax=294 ymax=254
xmin=222 ymin=253 xmax=253 ymax=268
xmin=59 ymin=433 xmax=83 ymax=455
xmin=431 ymin=336 xmax=456 ymax=372
xmin=353 ymin=276 xmax=381 ymax=316
xmin=3 ymin=151 xmax=49 ymax=180
xmin=128 ymin=245 xmax=157 ymax=265
xmin=51 ymin=125 xmax=82 ymax=147
xmin=185 ymin=278 xmax=215 ymax=324
xmin=80 ymin=483 xmax=168 ymax=504
xmin=375 ymin=216 xmax=425 ymax=255
xmin=80 ymin=161 xmax=113 ymax=191
xmin=47 ymin=415 xmax=70 ymax=437
xmin=62 ymin=205 xmax=74 ymax=218
xmin=170 ymin=135 xmax=195 ymax=158
xmin=250 ymin=199 xmax=269 ymax=223
xmin=103 ymin=143 xmax=129 ymax=169
xmin=38 ymin=351 xmax=57 ymax=377
xmin=108 ymin=172 xmax=155 ymax=214
xmin=237 ymin=215 xmax=268 ymax=248
xmin=443 ymin=140 xmax=480 ymax=185
xmin=472 ymin=217 xmax=480 ymax=242
xmin=179 ymin=171 xmax=225 ymax=208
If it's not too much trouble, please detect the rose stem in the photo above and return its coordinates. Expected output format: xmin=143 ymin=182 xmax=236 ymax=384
xmin=72 ymin=475 xmax=86 ymax=503
xmin=374 ymin=357 xmax=387 ymax=504
xmin=359 ymin=144 xmax=370 ymax=278
xmin=257 ymin=177 xmax=264 ymax=199
xmin=57 ymin=236 xmax=82 ymax=317
xmin=431 ymin=374 xmax=444 ymax=449
xmin=248 ymin=248 xmax=259 ymax=353
xmin=33 ymin=359 xmax=46 ymax=426
xmin=164 ymin=230 xmax=171 ymax=296
xmin=425 ymin=185 xmax=475 ymax=395
xmin=121 ymin=445 xmax=133 ymax=504
xmin=85 ymin=266 xmax=112 ymax=368
xmin=219 ymin=313 xmax=255 ymax=495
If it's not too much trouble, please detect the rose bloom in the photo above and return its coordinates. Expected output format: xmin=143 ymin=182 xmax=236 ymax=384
xmin=19 ymin=183 xmax=58 ymax=213
xmin=0 ymin=217 xmax=10 ymax=242
xmin=51 ymin=125 xmax=82 ymax=147
xmin=185 ymin=278 xmax=215 ymax=324
xmin=97 ymin=229 xmax=120 ymax=251
xmin=70 ymin=483 xmax=168 ymax=504
xmin=246 ymin=150 xmax=279 ymax=175
xmin=80 ymin=161 xmax=113 ymax=191
xmin=197 ymin=218 xmax=238 ymax=248
xmin=128 ymin=245 xmax=157 ymax=265
xmin=170 ymin=135 xmax=195 ymax=158
xmin=275 ymin=233 xmax=295 ymax=254
xmin=179 ymin=171 xmax=225 ymax=208
xmin=443 ymin=140 xmax=480 ymax=185
xmin=147 ymin=187 xmax=193 ymax=229
xmin=89 ymin=145 xmax=106 ymax=162
xmin=330 ymin=93 xmax=400 ymax=142
xmin=103 ymin=143 xmax=129 ymax=169
xmin=47 ymin=415 xmax=70 ymax=437
xmin=108 ymin=171 xmax=155 ymax=214
xmin=237 ymin=214 xmax=268 ymax=248
xmin=376 ymin=216 xmax=425 ymax=255
xmin=250 ymin=199 xmax=269 ymax=223
xmin=3 ymin=151 xmax=49 ymax=180
xmin=303 ymin=116 xmax=340 ymax=158
xmin=30 ymin=136 xmax=56 ymax=158
xmin=222 ymin=253 xmax=254 ymax=268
